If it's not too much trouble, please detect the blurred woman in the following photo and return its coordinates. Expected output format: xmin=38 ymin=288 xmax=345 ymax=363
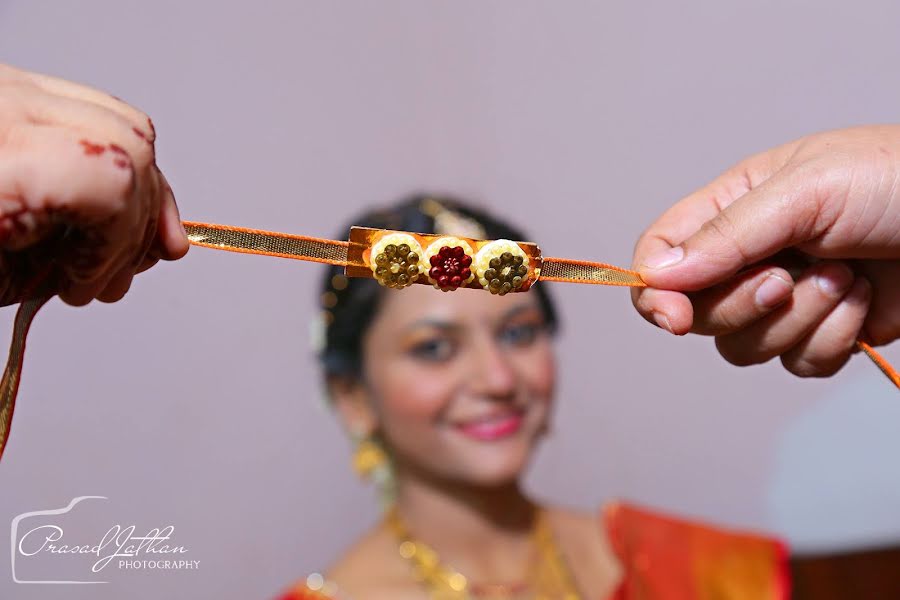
xmin=276 ymin=196 xmax=788 ymax=600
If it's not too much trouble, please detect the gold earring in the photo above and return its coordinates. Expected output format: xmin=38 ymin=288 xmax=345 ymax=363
xmin=352 ymin=436 xmax=388 ymax=480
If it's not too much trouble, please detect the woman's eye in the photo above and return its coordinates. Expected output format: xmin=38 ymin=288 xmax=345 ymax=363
xmin=409 ymin=338 xmax=455 ymax=362
xmin=499 ymin=322 xmax=541 ymax=346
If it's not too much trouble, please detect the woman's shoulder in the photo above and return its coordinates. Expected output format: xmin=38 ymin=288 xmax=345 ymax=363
xmin=542 ymin=504 xmax=624 ymax=598
xmin=601 ymin=500 xmax=790 ymax=599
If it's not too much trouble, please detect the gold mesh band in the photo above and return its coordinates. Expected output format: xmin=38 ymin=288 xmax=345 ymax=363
xmin=182 ymin=222 xmax=649 ymax=289
xmin=539 ymin=257 xmax=646 ymax=287
xmin=183 ymin=222 xmax=348 ymax=266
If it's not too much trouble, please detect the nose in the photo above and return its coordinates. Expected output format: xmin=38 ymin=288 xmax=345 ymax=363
xmin=468 ymin=334 xmax=517 ymax=400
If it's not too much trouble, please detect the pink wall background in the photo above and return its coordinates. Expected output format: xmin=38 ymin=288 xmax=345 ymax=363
xmin=1 ymin=1 xmax=899 ymax=598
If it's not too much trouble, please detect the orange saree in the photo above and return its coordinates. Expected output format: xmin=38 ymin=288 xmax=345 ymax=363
xmin=275 ymin=501 xmax=789 ymax=600
xmin=603 ymin=502 xmax=789 ymax=600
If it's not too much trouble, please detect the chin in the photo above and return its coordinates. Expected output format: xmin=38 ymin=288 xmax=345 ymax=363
xmin=428 ymin=415 xmax=547 ymax=486
xmin=468 ymin=468 xmax=526 ymax=488
xmin=456 ymin=444 xmax=535 ymax=487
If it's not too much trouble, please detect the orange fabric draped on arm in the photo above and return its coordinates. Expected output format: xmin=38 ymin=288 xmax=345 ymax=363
xmin=604 ymin=502 xmax=790 ymax=600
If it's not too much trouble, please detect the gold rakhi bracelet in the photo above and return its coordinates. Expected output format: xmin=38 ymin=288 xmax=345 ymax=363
xmin=181 ymin=221 xmax=647 ymax=290
xmin=0 ymin=221 xmax=897 ymax=464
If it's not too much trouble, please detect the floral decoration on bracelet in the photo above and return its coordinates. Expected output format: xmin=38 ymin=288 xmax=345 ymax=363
xmin=473 ymin=239 xmax=530 ymax=295
xmin=369 ymin=233 xmax=424 ymax=289
xmin=423 ymin=237 xmax=475 ymax=291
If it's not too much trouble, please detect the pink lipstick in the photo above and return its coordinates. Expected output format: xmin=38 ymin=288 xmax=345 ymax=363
xmin=454 ymin=411 xmax=524 ymax=441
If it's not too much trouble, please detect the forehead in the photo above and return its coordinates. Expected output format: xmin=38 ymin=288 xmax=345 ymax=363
xmin=373 ymin=283 xmax=542 ymax=327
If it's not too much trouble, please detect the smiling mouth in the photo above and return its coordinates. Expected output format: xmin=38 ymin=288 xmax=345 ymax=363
xmin=453 ymin=409 xmax=526 ymax=441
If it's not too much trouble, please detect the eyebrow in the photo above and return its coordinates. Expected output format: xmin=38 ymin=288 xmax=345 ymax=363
xmin=400 ymin=302 xmax=539 ymax=333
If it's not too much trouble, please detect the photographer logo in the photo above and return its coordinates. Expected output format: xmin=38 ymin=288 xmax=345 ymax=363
xmin=11 ymin=496 xmax=199 ymax=584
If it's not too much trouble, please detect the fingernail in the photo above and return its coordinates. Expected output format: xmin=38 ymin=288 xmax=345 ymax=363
xmin=652 ymin=311 xmax=674 ymax=334
xmin=755 ymin=273 xmax=793 ymax=309
xmin=815 ymin=263 xmax=854 ymax=297
xmin=642 ymin=246 xmax=684 ymax=270
xmin=845 ymin=276 xmax=871 ymax=304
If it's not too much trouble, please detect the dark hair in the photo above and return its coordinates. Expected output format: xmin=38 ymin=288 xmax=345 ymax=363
xmin=317 ymin=194 xmax=560 ymax=381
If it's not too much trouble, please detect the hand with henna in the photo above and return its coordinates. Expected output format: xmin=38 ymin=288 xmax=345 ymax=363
xmin=631 ymin=125 xmax=900 ymax=379
xmin=0 ymin=62 xmax=189 ymax=307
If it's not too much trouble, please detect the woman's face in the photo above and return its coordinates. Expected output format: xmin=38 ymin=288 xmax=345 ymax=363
xmin=358 ymin=284 xmax=556 ymax=487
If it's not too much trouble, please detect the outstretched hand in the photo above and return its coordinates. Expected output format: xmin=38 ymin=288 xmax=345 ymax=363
xmin=632 ymin=125 xmax=900 ymax=378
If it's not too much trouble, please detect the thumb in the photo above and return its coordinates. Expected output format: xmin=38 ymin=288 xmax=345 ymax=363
xmin=638 ymin=167 xmax=826 ymax=291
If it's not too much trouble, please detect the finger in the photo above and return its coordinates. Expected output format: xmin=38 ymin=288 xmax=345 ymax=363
xmin=631 ymin=148 xmax=789 ymax=331
xmin=73 ymin=168 xmax=165 ymax=304
xmin=96 ymin=262 xmax=136 ymax=303
xmin=631 ymin=210 xmax=716 ymax=334
xmin=780 ymin=277 xmax=871 ymax=377
xmin=89 ymin=168 xmax=164 ymax=303
xmin=631 ymin=145 xmax=790 ymax=268
xmin=59 ymin=150 xmax=159 ymax=306
xmin=56 ymin=214 xmax=147 ymax=306
xmin=630 ymin=286 xmax=694 ymax=335
xmin=59 ymin=254 xmax=128 ymax=306
xmin=135 ymin=253 xmax=160 ymax=274
xmin=13 ymin=85 xmax=154 ymax=172
xmin=638 ymin=162 xmax=839 ymax=292
xmin=632 ymin=141 xmax=798 ymax=268
xmin=858 ymin=260 xmax=900 ymax=346
xmin=16 ymin=65 xmax=155 ymax=142
xmin=0 ymin=63 xmax=30 ymax=84
xmin=688 ymin=266 xmax=794 ymax=336
xmin=152 ymin=169 xmax=189 ymax=261
xmin=128 ymin=164 xmax=162 ymax=268
xmin=714 ymin=261 xmax=855 ymax=366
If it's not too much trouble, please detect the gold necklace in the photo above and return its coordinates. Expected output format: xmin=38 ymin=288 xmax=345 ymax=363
xmin=385 ymin=506 xmax=583 ymax=600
